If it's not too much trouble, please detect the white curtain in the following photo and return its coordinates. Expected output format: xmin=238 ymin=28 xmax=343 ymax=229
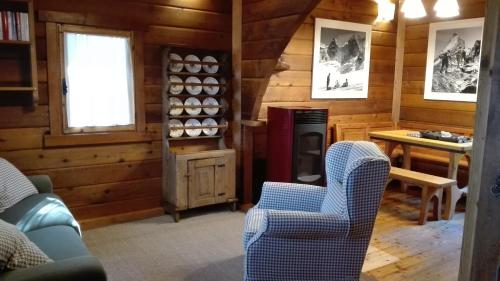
xmin=64 ymin=32 xmax=135 ymax=128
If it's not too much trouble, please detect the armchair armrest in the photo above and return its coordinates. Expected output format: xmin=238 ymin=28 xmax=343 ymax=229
xmin=264 ymin=210 xmax=349 ymax=239
xmin=256 ymin=182 xmax=326 ymax=212
xmin=0 ymin=256 xmax=106 ymax=281
xmin=27 ymin=175 xmax=53 ymax=194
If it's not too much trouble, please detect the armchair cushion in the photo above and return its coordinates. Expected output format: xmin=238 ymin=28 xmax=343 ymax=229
xmin=0 ymin=219 xmax=53 ymax=271
xmin=26 ymin=176 xmax=53 ymax=194
xmin=0 ymin=159 xmax=38 ymax=213
xmin=256 ymin=182 xmax=326 ymax=212
xmin=0 ymin=194 xmax=81 ymax=236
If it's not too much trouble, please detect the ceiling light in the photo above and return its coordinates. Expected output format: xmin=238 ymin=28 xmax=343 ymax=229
xmin=401 ymin=0 xmax=427 ymax=19
xmin=434 ymin=0 xmax=460 ymax=17
xmin=375 ymin=0 xmax=396 ymax=22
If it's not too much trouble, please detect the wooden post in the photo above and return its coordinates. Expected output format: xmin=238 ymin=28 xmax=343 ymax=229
xmin=232 ymin=0 xmax=243 ymax=200
xmin=391 ymin=0 xmax=405 ymax=123
xmin=459 ymin=0 xmax=500 ymax=279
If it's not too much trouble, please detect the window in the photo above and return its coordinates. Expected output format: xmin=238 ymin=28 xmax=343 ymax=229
xmin=61 ymin=26 xmax=135 ymax=133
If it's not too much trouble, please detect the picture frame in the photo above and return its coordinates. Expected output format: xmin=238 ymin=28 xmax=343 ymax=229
xmin=424 ymin=18 xmax=484 ymax=102
xmin=311 ymin=18 xmax=372 ymax=99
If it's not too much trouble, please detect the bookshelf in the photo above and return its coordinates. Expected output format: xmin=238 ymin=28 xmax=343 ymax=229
xmin=0 ymin=0 xmax=38 ymax=107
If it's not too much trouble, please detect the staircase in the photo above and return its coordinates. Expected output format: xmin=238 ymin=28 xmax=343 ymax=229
xmin=241 ymin=0 xmax=321 ymax=120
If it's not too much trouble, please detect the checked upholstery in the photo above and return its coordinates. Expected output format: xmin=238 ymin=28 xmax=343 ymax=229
xmin=243 ymin=141 xmax=390 ymax=281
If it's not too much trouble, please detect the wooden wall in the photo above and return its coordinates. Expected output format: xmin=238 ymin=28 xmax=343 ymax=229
xmin=0 ymin=0 xmax=231 ymax=229
xmin=257 ymin=0 xmax=397 ymax=125
xmin=400 ymin=0 xmax=485 ymax=128
xmin=241 ymin=0 xmax=321 ymax=119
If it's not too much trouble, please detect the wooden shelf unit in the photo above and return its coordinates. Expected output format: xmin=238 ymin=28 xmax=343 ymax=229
xmin=0 ymin=0 xmax=38 ymax=107
xmin=162 ymin=47 xmax=237 ymax=222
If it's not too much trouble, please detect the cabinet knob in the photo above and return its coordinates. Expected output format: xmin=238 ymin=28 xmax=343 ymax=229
xmin=217 ymin=164 xmax=225 ymax=167
xmin=218 ymin=192 xmax=226 ymax=196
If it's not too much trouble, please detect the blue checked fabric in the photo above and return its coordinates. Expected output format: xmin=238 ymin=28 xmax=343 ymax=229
xmin=243 ymin=141 xmax=390 ymax=281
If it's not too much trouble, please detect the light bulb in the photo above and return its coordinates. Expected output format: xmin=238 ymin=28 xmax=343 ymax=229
xmin=434 ymin=0 xmax=460 ymax=17
xmin=375 ymin=0 xmax=396 ymax=22
xmin=401 ymin=0 xmax=427 ymax=19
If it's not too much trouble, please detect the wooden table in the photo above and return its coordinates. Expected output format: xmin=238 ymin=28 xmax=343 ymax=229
xmin=369 ymin=130 xmax=473 ymax=220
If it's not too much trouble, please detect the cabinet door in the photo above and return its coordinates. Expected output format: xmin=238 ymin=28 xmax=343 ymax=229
xmin=188 ymin=157 xmax=224 ymax=208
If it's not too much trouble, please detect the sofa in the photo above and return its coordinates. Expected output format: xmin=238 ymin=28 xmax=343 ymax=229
xmin=0 ymin=174 xmax=107 ymax=281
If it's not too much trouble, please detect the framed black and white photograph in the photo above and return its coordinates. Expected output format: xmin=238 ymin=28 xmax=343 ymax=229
xmin=424 ymin=18 xmax=484 ymax=102
xmin=311 ymin=18 xmax=372 ymax=99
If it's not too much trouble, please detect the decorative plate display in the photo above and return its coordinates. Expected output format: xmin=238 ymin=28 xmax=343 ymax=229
xmin=168 ymin=119 xmax=184 ymax=138
xmin=185 ymin=76 xmax=202 ymax=95
xmin=169 ymin=53 xmax=183 ymax=72
xmin=202 ymin=56 xmax=219 ymax=74
xmin=184 ymin=97 xmax=202 ymax=116
xmin=169 ymin=97 xmax=184 ymax=116
xmin=202 ymin=118 xmax=218 ymax=136
xmin=184 ymin=54 xmax=201 ymax=73
xmin=185 ymin=119 xmax=202 ymax=137
xmin=203 ymin=77 xmax=219 ymax=95
xmin=169 ymin=75 xmax=184 ymax=95
xmin=202 ymin=97 xmax=219 ymax=116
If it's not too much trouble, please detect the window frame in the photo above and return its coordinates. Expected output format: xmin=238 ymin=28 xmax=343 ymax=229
xmin=60 ymin=25 xmax=136 ymax=134
xmin=45 ymin=23 xmax=147 ymax=147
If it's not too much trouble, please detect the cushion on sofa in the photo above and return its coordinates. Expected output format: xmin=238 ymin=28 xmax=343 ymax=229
xmin=0 ymin=219 xmax=53 ymax=271
xmin=0 ymin=194 xmax=81 ymax=236
xmin=0 ymin=159 xmax=38 ymax=213
xmin=25 ymin=226 xmax=90 ymax=261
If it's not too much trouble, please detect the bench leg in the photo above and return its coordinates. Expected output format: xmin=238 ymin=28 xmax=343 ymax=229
xmin=432 ymin=188 xmax=443 ymax=221
xmin=419 ymin=186 xmax=440 ymax=225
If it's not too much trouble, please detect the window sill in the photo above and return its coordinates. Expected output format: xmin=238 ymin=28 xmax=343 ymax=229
xmin=44 ymin=132 xmax=154 ymax=148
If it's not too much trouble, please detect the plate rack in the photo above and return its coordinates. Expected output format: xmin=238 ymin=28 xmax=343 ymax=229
xmin=161 ymin=47 xmax=231 ymax=149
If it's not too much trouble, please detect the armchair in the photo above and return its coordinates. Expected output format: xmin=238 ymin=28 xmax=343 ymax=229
xmin=243 ymin=141 xmax=390 ymax=281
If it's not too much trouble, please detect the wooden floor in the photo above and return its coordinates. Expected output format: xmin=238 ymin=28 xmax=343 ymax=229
xmin=362 ymin=187 xmax=465 ymax=281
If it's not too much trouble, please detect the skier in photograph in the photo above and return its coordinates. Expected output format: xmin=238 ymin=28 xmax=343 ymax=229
xmin=440 ymin=50 xmax=450 ymax=74
xmin=326 ymin=73 xmax=331 ymax=90
xmin=472 ymin=40 xmax=481 ymax=62
xmin=456 ymin=47 xmax=463 ymax=67
xmin=341 ymin=79 xmax=348 ymax=87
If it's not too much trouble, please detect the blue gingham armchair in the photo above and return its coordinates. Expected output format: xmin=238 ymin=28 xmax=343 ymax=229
xmin=243 ymin=141 xmax=390 ymax=281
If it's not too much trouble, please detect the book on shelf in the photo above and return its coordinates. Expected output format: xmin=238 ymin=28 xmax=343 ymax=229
xmin=0 ymin=11 xmax=29 ymax=41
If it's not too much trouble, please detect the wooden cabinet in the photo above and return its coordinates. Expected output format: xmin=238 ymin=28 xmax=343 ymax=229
xmin=164 ymin=149 xmax=237 ymax=222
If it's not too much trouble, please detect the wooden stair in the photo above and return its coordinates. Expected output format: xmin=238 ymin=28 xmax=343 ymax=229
xmin=241 ymin=0 xmax=321 ymax=120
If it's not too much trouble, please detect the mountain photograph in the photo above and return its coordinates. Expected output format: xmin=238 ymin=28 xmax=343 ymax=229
xmin=430 ymin=26 xmax=482 ymax=95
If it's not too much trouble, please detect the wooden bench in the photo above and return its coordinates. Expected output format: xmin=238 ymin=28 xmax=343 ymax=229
xmin=389 ymin=167 xmax=456 ymax=225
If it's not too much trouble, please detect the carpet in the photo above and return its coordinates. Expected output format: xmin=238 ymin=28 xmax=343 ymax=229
xmin=84 ymin=209 xmax=244 ymax=281
xmin=84 ymin=209 xmax=399 ymax=281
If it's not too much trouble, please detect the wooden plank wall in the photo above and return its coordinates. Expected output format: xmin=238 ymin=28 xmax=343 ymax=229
xmin=241 ymin=0 xmax=321 ymax=119
xmin=400 ymin=0 xmax=485 ymax=128
xmin=0 ymin=0 xmax=231 ymax=229
xmin=257 ymin=0 xmax=397 ymax=124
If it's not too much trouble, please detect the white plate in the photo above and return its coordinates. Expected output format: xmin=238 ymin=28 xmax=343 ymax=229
xmin=169 ymin=119 xmax=184 ymax=138
xmin=202 ymin=118 xmax=218 ymax=136
xmin=202 ymin=56 xmax=219 ymax=74
xmin=169 ymin=75 xmax=183 ymax=95
xmin=169 ymin=97 xmax=183 ymax=116
xmin=169 ymin=53 xmax=183 ymax=72
xmin=185 ymin=76 xmax=202 ymax=95
xmin=202 ymin=97 xmax=219 ymax=116
xmin=184 ymin=97 xmax=202 ymax=116
xmin=203 ymin=77 xmax=219 ymax=95
xmin=185 ymin=119 xmax=202 ymax=137
xmin=184 ymin=54 xmax=201 ymax=73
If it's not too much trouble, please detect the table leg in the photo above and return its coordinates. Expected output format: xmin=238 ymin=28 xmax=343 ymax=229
xmin=401 ymin=144 xmax=411 ymax=192
xmin=443 ymin=152 xmax=465 ymax=220
xmin=384 ymin=141 xmax=397 ymax=157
